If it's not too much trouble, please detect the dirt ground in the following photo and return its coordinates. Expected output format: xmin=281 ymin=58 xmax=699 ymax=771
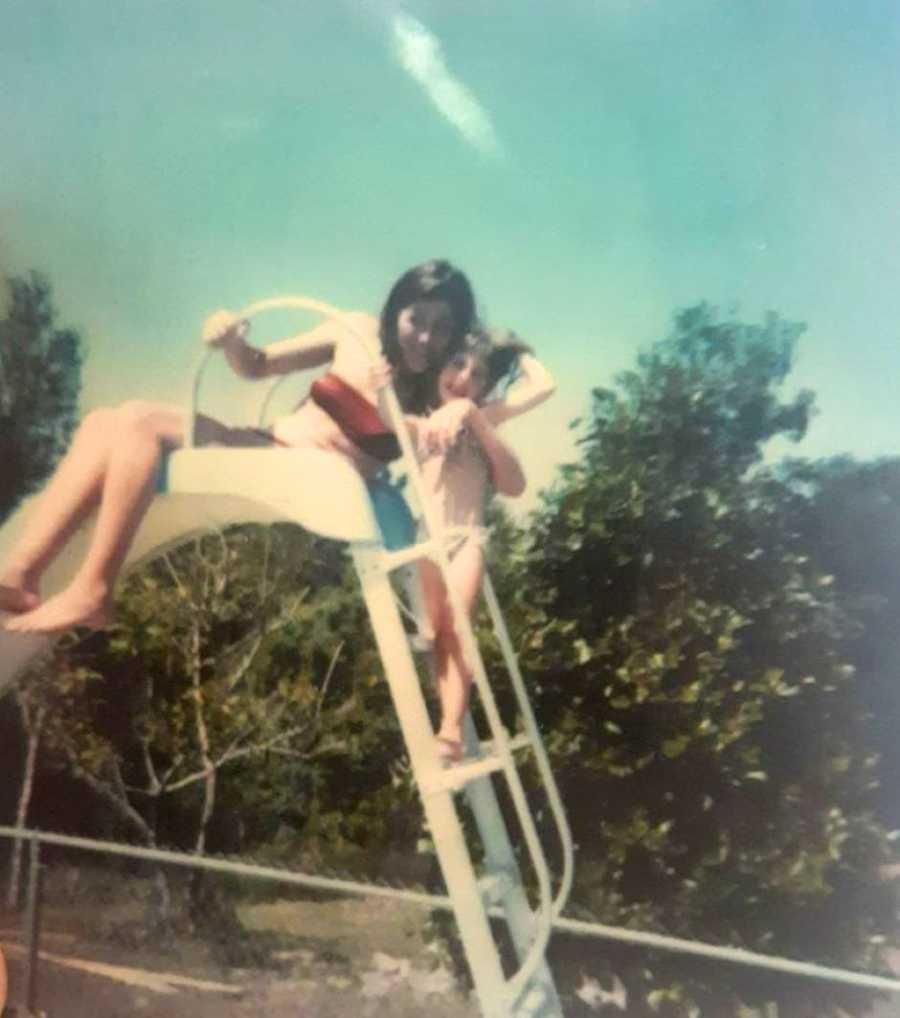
xmin=1 ymin=867 xmax=896 ymax=1018
xmin=0 ymin=891 xmax=482 ymax=1018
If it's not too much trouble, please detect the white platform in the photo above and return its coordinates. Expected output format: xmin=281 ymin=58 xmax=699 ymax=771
xmin=0 ymin=447 xmax=383 ymax=695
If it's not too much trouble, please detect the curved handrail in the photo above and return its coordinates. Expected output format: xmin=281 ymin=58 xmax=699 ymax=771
xmin=482 ymin=572 xmax=575 ymax=919
xmin=421 ymin=536 xmax=556 ymax=1004
xmin=436 ymin=529 xmax=574 ymax=928
xmin=454 ymin=574 xmax=555 ymax=1005
xmin=186 ymin=295 xmax=377 ymax=446
xmin=256 ymin=374 xmax=293 ymax=427
xmin=186 ymin=347 xmax=216 ymax=449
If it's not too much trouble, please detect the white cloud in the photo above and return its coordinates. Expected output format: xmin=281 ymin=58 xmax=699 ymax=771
xmin=391 ymin=12 xmax=502 ymax=157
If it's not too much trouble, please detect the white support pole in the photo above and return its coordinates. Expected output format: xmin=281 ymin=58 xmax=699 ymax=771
xmin=460 ymin=715 xmax=564 ymax=1018
xmin=351 ymin=544 xmax=510 ymax=1018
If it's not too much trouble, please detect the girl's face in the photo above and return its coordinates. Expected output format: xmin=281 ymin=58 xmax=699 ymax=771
xmin=395 ymin=300 xmax=454 ymax=373
xmin=438 ymin=351 xmax=489 ymax=405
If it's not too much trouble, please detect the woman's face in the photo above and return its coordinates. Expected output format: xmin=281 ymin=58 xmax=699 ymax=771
xmin=438 ymin=351 xmax=489 ymax=405
xmin=395 ymin=300 xmax=454 ymax=373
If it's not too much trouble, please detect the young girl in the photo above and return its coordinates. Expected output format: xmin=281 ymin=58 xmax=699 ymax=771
xmin=1 ymin=260 xmax=476 ymax=634
xmin=410 ymin=329 xmax=555 ymax=763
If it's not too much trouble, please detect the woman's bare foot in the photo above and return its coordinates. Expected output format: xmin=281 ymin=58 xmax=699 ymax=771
xmin=4 ymin=579 xmax=112 ymax=634
xmin=0 ymin=585 xmax=39 ymax=614
xmin=0 ymin=567 xmax=41 ymax=614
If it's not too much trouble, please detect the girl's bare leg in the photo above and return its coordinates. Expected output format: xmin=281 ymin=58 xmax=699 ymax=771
xmin=425 ymin=543 xmax=485 ymax=758
xmin=5 ymin=402 xmax=185 ymax=632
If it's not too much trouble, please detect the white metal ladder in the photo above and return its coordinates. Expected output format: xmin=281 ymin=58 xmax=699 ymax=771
xmin=196 ymin=297 xmax=575 ymax=1017
xmin=346 ymin=376 xmax=575 ymax=1018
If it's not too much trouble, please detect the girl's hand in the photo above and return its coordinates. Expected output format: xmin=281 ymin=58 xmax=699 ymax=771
xmin=421 ymin=398 xmax=477 ymax=453
xmin=368 ymin=356 xmax=394 ymax=391
xmin=202 ymin=310 xmax=249 ymax=349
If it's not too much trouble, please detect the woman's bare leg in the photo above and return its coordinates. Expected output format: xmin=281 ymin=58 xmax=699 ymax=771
xmin=4 ymin=402 xmax=185 ymax=632
xmin=0 ymin=407 xmax=121 ymax=612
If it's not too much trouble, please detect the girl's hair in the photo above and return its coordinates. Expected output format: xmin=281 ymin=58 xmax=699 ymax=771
xmin=462 ymin=327 xmax=533 ymax=402
xmin=380 ymin=260 xmax=477 ymax=413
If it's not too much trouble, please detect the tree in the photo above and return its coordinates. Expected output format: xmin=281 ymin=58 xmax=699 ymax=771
xmin=5 ymin=680 xmax=47 ymax=908
xmin=23 ymin=521 xmax=414 ymax=943
xmin=510 ymin=305 xmax=895 ymax=1017
xmin=772 ymin=456 xmax=900 ymax=828
xmin=0 ymin=272 xmax=83 ymax=524
xmin=2 ymin=270 xmax=84 ymax=905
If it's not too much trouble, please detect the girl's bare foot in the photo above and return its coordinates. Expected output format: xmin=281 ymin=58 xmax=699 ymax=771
xmin=4 ymin=579 xmax=112 ymax=634
xmin=435 ymin=733 xmax=465 ymax=765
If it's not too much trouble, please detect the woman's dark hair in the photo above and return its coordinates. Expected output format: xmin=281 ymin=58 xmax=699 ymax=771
xmin=380 ymin=260 xmax=477 ymax=413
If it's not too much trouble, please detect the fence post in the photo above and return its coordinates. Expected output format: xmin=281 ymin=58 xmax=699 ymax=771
xmin=22 ymin=837 xmax=42 ymax=1014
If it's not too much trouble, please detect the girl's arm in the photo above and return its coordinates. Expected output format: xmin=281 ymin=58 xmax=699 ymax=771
xmin=401 ymin=415 xmax=425 ymax=447
xmin=464 ymin=404 xmax=527 ymax=497
xmin=480 ymin=353 xmax=556 ymax=428
xmin=203 ymin=311 xmax=375 ymax=380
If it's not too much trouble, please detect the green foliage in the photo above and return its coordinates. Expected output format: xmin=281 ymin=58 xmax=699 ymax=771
xmin=0 ymin=272 xmax=83 ymax=524
xmin=32 ymin=523 xmax=416 ymax=870
xmin=772 ymin=456 xmax=900 ymax=828
xmin=504 ymin=305 xmax=896 ymax=1016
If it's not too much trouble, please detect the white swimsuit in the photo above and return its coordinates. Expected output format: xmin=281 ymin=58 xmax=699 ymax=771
xmin=418 ymin=432 xmax=491 ymax=554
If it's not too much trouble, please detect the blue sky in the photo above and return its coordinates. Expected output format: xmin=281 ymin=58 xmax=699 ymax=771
xmin=2 ymin=0 xmax=898 ymax=514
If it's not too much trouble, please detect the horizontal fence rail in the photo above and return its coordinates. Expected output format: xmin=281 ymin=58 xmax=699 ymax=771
xmin=1 ymin=826 xmax=899 ymax=995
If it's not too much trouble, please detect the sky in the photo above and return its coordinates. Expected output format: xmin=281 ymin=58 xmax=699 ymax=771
xmin=1 ymin=0 xmax=898 ymax=527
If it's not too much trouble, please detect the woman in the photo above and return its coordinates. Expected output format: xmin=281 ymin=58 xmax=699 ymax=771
xmin=1 ymin=260 xmax=476 ymax=633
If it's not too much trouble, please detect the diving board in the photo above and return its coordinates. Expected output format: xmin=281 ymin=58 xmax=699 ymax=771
xmin=0 ymin=447 xmax=382 ymax=695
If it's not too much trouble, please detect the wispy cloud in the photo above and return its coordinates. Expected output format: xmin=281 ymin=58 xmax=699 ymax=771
xmin=391 ymin=12 xmax=502 ymax=158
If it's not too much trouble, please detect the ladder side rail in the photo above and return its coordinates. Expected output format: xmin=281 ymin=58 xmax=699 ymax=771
xmin=370 ymin=388 xmax=559 ymax=1005
xmin=375 ymin=356 xmax=561 ymax=1010
xmin=351 ymin=544 xmax=510 ymax=1018
xmin=419 ymin=540 xmax=554 ymax=1006
xmin=481 ymin=573 xmax=575 ymax=919
xmin=385 ymin=525 xmax=564 ymax=1009
xmin=460 ymin=717 xmax=565 ymax=1018
xmin=409 ymin=541 xmax=556 ymax=897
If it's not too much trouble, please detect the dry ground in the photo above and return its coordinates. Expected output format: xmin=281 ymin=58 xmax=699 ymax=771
xmin=0 ymin=887 xmax=482 ymax=1018
xmin=1 ymin=866 xmax=896 ymax=1017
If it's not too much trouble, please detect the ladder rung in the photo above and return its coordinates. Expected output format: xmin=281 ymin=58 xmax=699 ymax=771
xmin=422 ymin=752 xmax=505 ymax=794
xmin=380 ymin=528 xmax=480 ymax=574
xmin=380 ymin=540 xmax=439 ymax=572
xmin=408 ymin=634 xmax=434 ymax=654
xmin=514 ymin=985 xmax=547 ymax=1017
xmin=422 ymin=733 xmax=534 ymax=796
xmin=479 ymin=733 xmax=532 ymax=756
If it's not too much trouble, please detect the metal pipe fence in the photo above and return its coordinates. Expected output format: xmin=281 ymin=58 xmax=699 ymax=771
xmin=1 ymin=824 xmax=899 ymax=1006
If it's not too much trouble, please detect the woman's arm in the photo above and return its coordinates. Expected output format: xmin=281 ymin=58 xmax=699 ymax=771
xmin=480 ymin=353 xmax=556 ymax=428
xmin=253 ymin=316 xmax=341 ymax=377
xmin=203 ymin=311 xmax=376 ymax=380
